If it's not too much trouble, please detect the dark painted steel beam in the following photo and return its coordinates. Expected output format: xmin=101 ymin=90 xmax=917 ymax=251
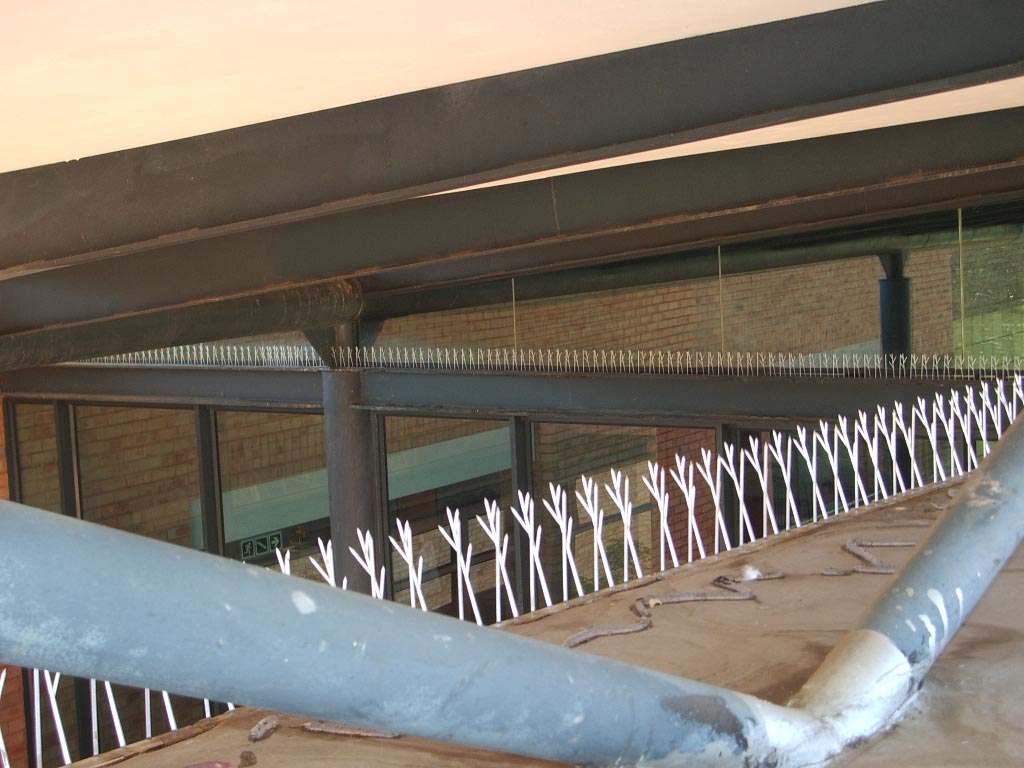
xmin=0 ymin=366 xmax=323 ymax=410
xmin=1 ymin=364 xmax=957 ymax=425
xmin=359 ymin=370 xmax=953 ymax=424
xmin=4 ymin=0 xmax=1024 ymax=279
xmin=2 ymin=109 xmax=1023 ymax=342
xmin=0 ymin=280 xmax=362 ymax=371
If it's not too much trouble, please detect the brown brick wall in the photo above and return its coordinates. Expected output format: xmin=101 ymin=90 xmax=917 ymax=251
xmin=77 ymin=406 xmax=201 ymax=549
xmin=217 ymin=411 xmax=326 ymax=493
xmin=14 ymin=403 xmax=61 ymax=513
xmin=376 ymin=252 xmax=956 ymax=355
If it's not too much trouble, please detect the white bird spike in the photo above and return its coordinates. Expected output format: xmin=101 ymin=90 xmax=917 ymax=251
xmin=794 ymin=426 xmax=828 ymax=520
xmin=542 ymin=484 xmax=585 ymax=602
xmin=768 ymin=432 xmax=801 ymax=530
xmin=892 ymin=402 xmax=924 ymax=489
xmin=274 ymin=547 xmax=291 ymax=576
xmin=670 ymin=454 xmax=706 ymax=563
xmin=476 ymin=499 xmax=519 ymax=621
xmin=744 ymin=437 xmax=779 ymax=537
xmin=605 ymin=468 xmax=644 ymax=581
xmin=814 ymin=421 xmax=848 ymax=515
xmin=103 ymin=680 xmax=126 ymax=747
xmin=575 ymin=475 xmax=615 ymax=590
xmin=510 ymin=491 xmax=552 ymax=612
xmin=857 ymin=410 xmax=887 ymax=501
xmin=390 ymin=518 xmax=427 ymax=611
xmin=877 ymin=405 xmax=907 ymax=495
xmin=0 ymin=669 xmax=9 ymax=768
xmin=720 ymin=443 xmax=756 ymax=545
xmin=309 ymin=537 xmax=336 ymax=587
xmin=440 ymin=510 xmax=483 ymax=624
xmin=695 ymin=448 xmax=732 ymax=553
xmin=438 ymin=508 xmax=467 ymax=620
xmin=643 ymin=461 xmax=679 ymax=571
xmin=980 ymin=381 xmax=1003 ymax=445
xmin=89 ymin=679 xmax=100 ymax=756
xmin=913 ymin=397 xmax=946 ymax=484
xmin=161 ymin=690 xmax=178 ymax=731
xmin=32 ymin=670 xmax=40 ymax=768
xmin=996 ymin=378 xmax=1014 ymax=427
xmin=835 ymin=415 xmax=870 ymax=509
xmin=349 ymin=528 xmax=386 ymax=600
xmin=43 ymin=670 xmax=71 ymax=766
xmin=934 ymin=395 xmax=963 ymax=478
xmin=950 ymin=391 xmax=979 ymax=472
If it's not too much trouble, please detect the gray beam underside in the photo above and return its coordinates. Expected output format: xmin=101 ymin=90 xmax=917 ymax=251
xmin=3 ymin=0 xmax=1023 ymax=277
xmin=1 ymin=108 xmax=1022 ymax=343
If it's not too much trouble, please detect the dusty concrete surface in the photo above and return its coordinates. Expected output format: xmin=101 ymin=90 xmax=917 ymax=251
xmin=74 ymin=481 xmax=1024 ymax=767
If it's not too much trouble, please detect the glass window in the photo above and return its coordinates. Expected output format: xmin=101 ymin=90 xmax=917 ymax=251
xmin=77 ymin=406 xmax=202 ymax=549
xmin=531 ymin=422 xmax=718 ymax=585
xmin=14 ymin=403 xmax=62 ymax=513
xmin=217 ymin=411 xmax=329 ymax=567
xmin=373 ymin=302 xmax=516 ymax=349
xmin=955 ymin=209 xmax=1024 ymax=358
xmin=385 ymin=416 xmax=513 ymax=622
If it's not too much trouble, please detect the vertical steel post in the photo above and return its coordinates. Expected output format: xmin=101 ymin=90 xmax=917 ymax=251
xmin=879 ymin=251 xmax=912 ymax=358
xmin=508 ymin=416 xmax=532 ymax=613
xmin=322 ymin=323 xmax=379 ymax=594
xmin=195 ymin=407 xmax=224 ymax=556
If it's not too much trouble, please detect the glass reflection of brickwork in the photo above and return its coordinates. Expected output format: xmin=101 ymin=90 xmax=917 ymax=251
xmin=78 ymin=406 xmax=202 ymax=548
xmin=531 ymin=423 xmax=718 ymax=584
xmin=385 ymin=416 xmax=513 ymax=623
xmin=217 ymin=411 xmax=329 ymax=567
xmin=371 ymin=252 xmax=959 ymax=357
xmin=71 ymin=406 xmax=207 ymax=763
xmin=955 ymin=229 xmax=1024 ymax=358
xmin=14 ymin=403 xmax=61 ymax=513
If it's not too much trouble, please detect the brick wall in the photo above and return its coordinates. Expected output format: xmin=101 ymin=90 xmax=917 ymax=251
xmin=0 ymin=400 xmax=30 ymax=768
xmin=217 ymin=411 xmax=326 ymax=493
xmin=376 ymin=251 xmax=956 ymax=355
xmin=11 ymin=403 xmax=60 ymax=512
xmin=77 ymin=406 xmax=201 ymax=548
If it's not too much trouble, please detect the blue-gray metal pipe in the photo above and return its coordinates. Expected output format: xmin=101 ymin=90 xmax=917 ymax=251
xmin=791 ymin=416 xmax=1024 ymax=744
xmin=0 ymin=418 xmax=1022 ymax=766
xmin=0 ymin=494 xmax=811 ymax=767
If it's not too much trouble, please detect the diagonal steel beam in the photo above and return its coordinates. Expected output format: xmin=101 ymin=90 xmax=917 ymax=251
xmin=1 ymin=107 xmax=1023 ymax=353
xmin=3 ymin=0 xmax=1024 ymax=278
xmin=0 ymin=280 xmax=362 ymax=371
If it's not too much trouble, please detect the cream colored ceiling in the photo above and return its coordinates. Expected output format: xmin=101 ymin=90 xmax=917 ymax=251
xmin=1 ymin=0 xmax=873 ymax=173
xmin=3 ymin=0 xmax=1021 ymax=181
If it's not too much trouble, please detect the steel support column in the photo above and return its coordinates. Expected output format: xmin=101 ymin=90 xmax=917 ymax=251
xmin=322 ymin=326 xmax=379 ymax=594
xmin=879 ymin=252 xmax=912 ymax=357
